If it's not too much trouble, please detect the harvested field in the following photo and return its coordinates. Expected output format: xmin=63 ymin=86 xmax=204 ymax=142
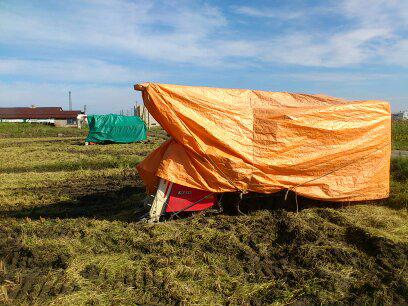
xmin=0 ymin=124 xmax=407 ymax=305
xmin=0 ymin=123 xmax=89 ymax=139
xmin=393 ymin=120 xmax=408 ymax=150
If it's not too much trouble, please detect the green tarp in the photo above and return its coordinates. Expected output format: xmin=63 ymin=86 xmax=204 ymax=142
xmin=86 ymin=114 xmax=147 ymax=143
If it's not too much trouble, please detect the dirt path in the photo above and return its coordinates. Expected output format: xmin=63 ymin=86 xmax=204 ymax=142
xmin=392 ymin=150 xmax=408 ymax=157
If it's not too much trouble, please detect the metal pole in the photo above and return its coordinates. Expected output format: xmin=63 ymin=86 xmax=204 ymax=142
xmin=69 ymin=91 xmax=72 ymax=110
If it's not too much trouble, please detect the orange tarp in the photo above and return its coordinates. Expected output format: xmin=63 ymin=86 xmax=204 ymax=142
xmin=135 ymin=83 xmax=391 ymax=201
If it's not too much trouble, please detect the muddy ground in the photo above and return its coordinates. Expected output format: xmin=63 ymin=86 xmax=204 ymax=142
xmin=0 ymin=206 xmax=407 ymax=305
xmin=0 ymin=130 xmax=407 ymax=305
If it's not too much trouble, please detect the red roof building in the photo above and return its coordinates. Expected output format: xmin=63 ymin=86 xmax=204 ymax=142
xmin=0 ymin=107 xmax=81 ymax=119
xmin=0 ymin=107 xmax=83 ymax=127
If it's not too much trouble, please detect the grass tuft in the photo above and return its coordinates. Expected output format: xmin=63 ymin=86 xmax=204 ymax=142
xmin=391 ymin=156 xmax=408 ymax=182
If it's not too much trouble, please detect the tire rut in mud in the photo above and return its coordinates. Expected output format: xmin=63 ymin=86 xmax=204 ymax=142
xmin=0 ymin=231 xmax=79 ymax=304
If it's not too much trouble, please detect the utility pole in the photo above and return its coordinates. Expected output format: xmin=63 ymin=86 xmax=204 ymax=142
xmin=84 ymin=104 xmax=87 ymax=114
xmin=68 ymin=91 xmax=72 ymax=110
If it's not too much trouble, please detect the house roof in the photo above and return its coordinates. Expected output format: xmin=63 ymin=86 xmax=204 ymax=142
xmin=0 ymin=107 xmax=82 ymax=119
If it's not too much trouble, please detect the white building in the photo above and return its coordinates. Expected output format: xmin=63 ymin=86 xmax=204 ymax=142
xmin=134 ymin=105 xmax=160 ymax=128
xmin=393 ymin=111 xmax=408 ymax=121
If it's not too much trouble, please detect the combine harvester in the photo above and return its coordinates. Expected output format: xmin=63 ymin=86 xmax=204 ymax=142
xmin=134 ymin=83 xmax=391 ymax=222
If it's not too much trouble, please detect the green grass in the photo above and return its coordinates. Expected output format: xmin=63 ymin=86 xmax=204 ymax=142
xmin=385 ymin=157 xmax=408 ymax=210
xmin=0 ymin=139 xmax=147 ymax=174
xmin=0 ymin=123 xmax=89 ymax=138
xmin=392 ymin=120 xmax=408 ymax=150
xmin=0 ymin=125 xmax=407 ymax=305
xmin=391 ymin=156 xmax=408 ymax=182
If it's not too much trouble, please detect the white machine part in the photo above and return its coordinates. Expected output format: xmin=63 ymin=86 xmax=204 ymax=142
xmin=149 ymin=179 xmax=173 ymax=222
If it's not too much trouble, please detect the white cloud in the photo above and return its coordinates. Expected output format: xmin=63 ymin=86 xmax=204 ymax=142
xmin=232 ymin=6 xmax=304 ymax=19
xmin=0 ymin=59 xmax=160 ymax=83
xmin=0 ymin=0 xmax=408 ymax=71
xmin=334 ymin=0 xmax=408 ymax=67
xmin=279 ymin=72 xmax=391 ymax=82
xmin=232 ymin=1 xmax=408 ymax=67
xmin=340 ymin=0 xmax=408 ymax=26
xmin=386 ymin=40 xmax=408 ymax=65
xmin=261 ymin=27 xmax=391 ymax=67
xmin=0 ymin=0 xmax=228 ymax=66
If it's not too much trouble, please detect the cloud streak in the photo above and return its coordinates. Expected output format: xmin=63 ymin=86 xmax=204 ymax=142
xmin=276 ymin=72 xmax=392 ymax=82
xmin=1 ymin=0 xmax=408 ymax=69
xmin=231 ymin=5 xmax=305 ymax=20
xmin=0 ymin=59 xmax=160 ymax=83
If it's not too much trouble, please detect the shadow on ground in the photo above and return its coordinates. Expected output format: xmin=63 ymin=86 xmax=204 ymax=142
xmin=1 ymin=188 xmax=389 ymax=223
xmin=0 ymin=186 xmax=147 ymax=222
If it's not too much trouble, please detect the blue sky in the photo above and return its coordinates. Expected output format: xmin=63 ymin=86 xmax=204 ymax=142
xmin=0 ymin=0 xmax=407 ymax=114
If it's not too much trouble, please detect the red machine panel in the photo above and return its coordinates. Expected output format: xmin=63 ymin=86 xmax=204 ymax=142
xmin=165 ymin=183 xmax=215 ymax=213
